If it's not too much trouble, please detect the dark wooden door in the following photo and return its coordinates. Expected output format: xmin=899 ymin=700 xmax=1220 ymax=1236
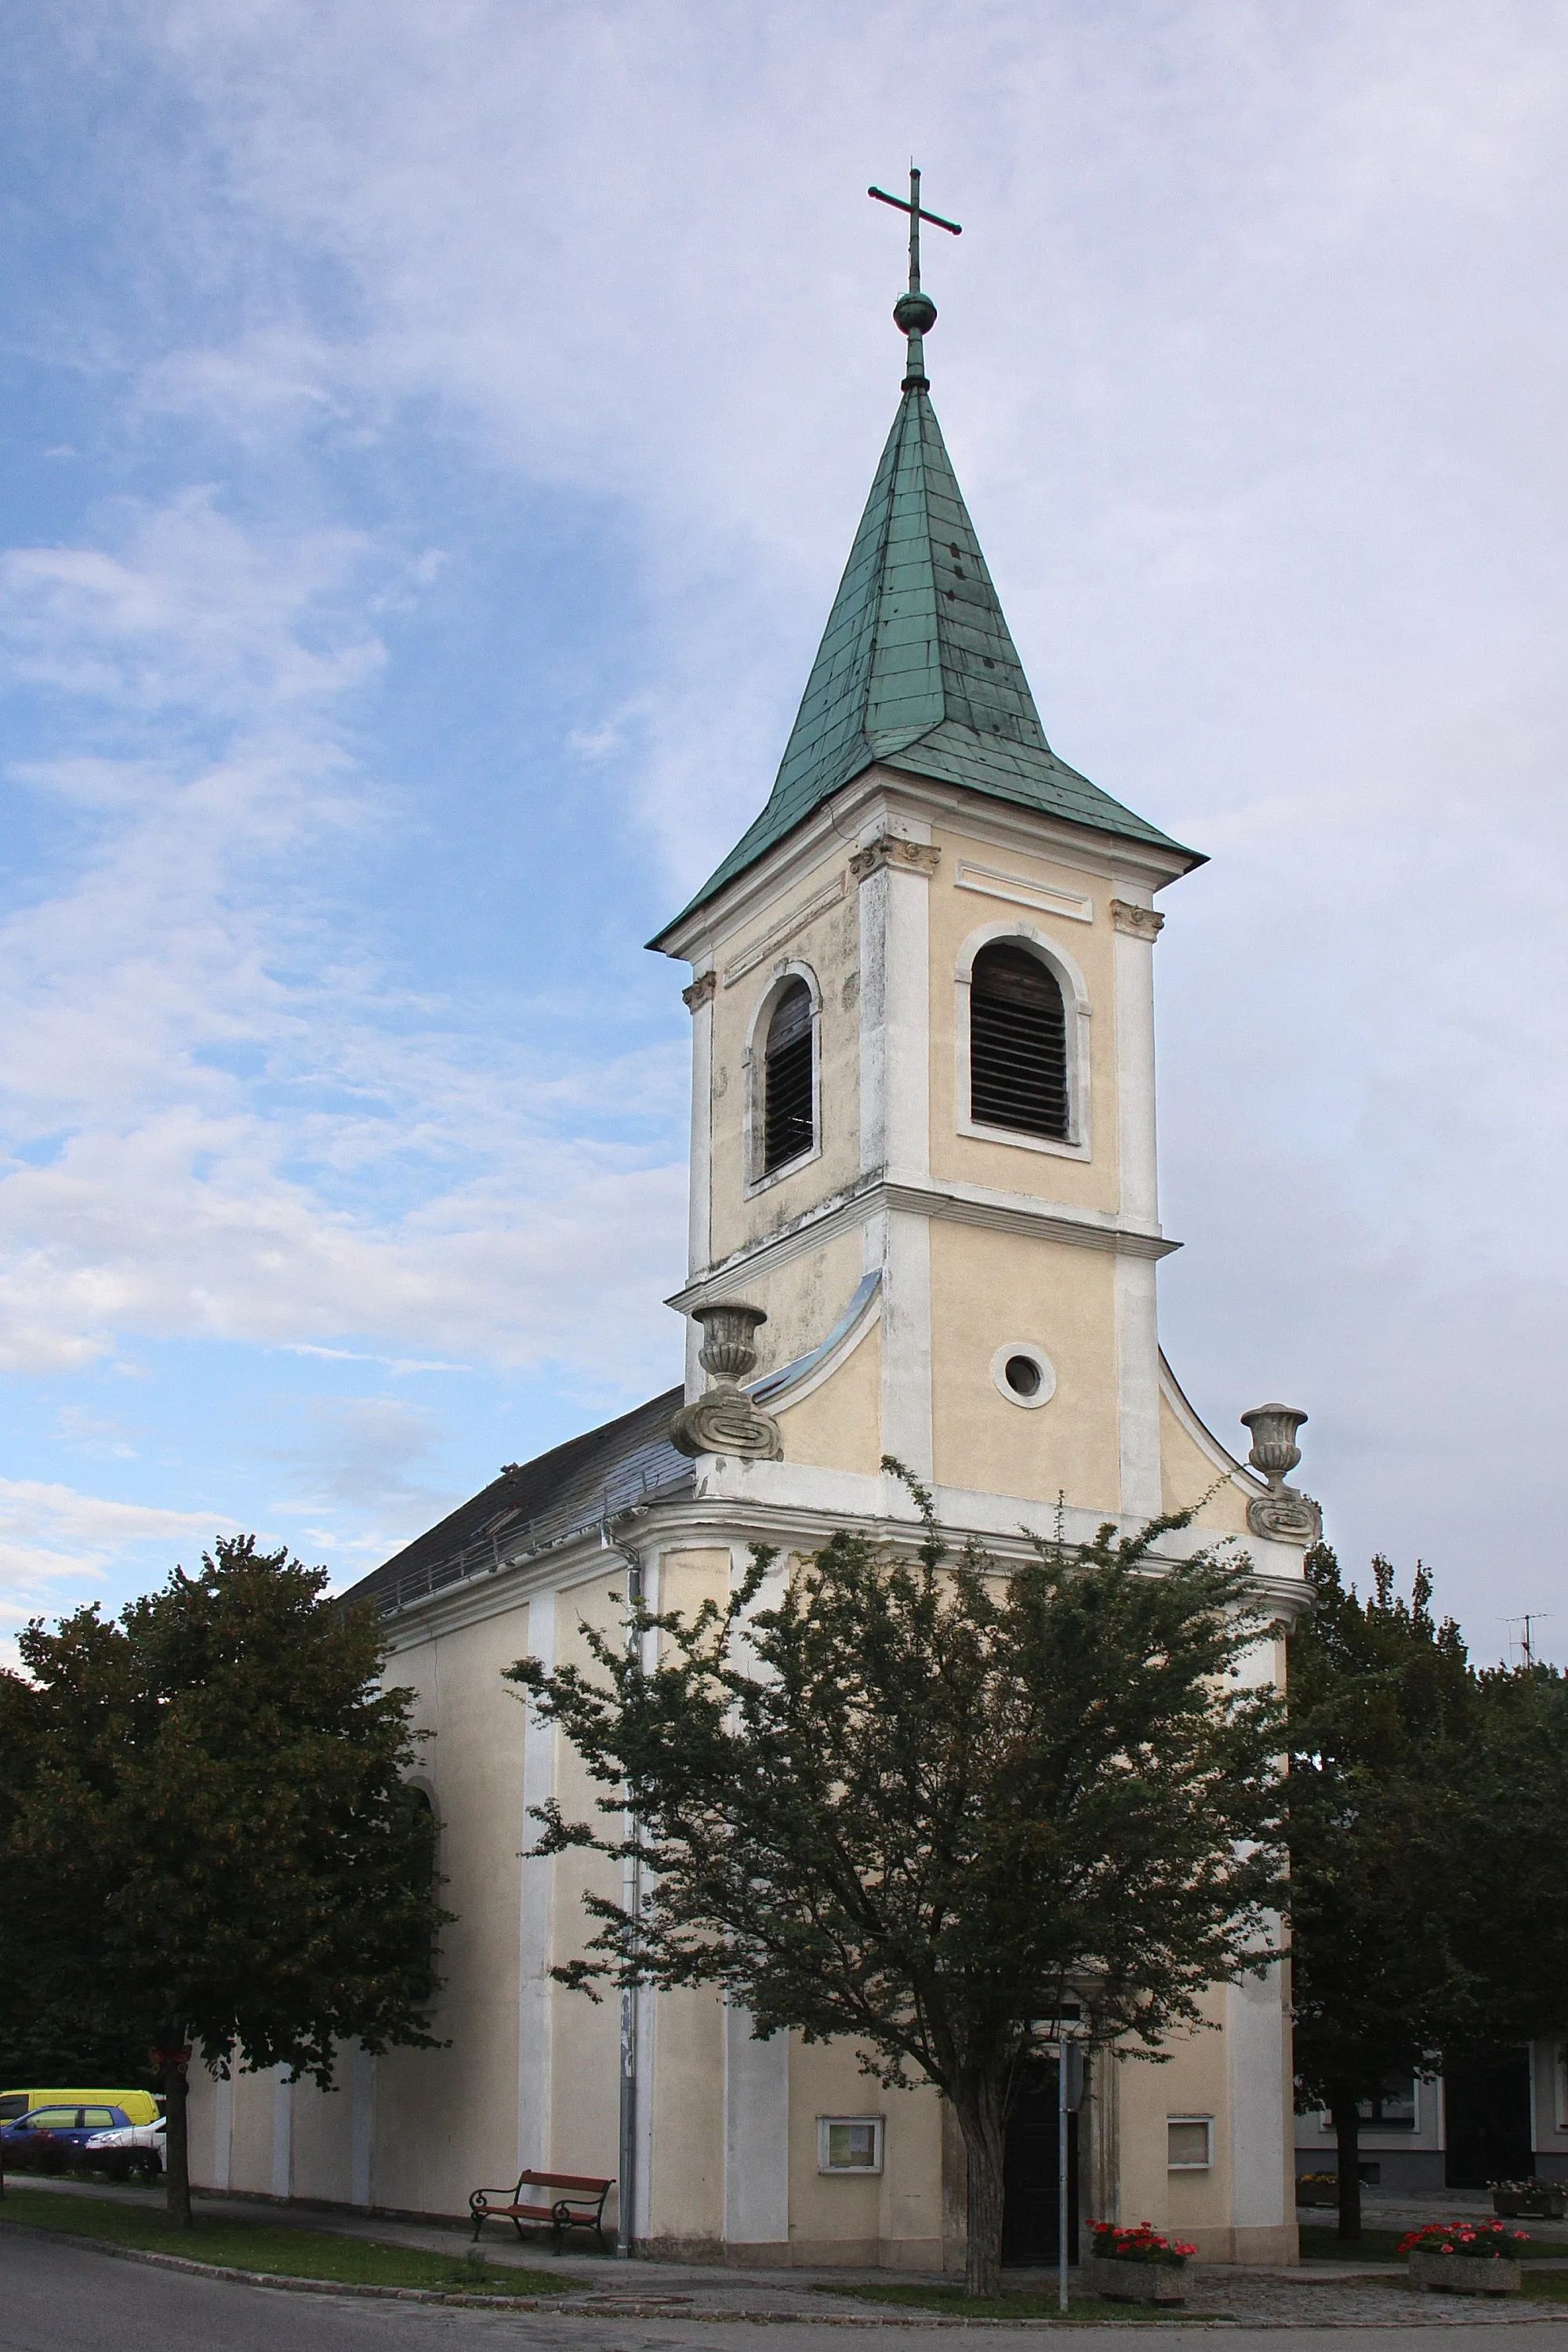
xmin=1445 ymin=2049 xmax=1534 ymax=2189
xmin=1000 ymin=2060 xmax=1079 ymax=2266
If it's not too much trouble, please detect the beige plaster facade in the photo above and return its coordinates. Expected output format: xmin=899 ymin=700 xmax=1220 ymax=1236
xmin=188 ymin=760 xmax=1312 ymax=2270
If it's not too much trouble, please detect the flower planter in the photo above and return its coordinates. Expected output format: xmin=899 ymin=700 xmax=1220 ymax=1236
xmin=1494 ymin=2192 xmax=1565 ymax=2220
xmin=1296 ymin=2184 xmax=1339 ymax=2209
xmin=1409 ymin=2252 xmax=1522 ymax=2296
xmin=1083 ymin=2257 xmax=1187 ymax=2305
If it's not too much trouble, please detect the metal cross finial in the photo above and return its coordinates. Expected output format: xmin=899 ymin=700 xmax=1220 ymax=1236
xmin=868 ymin=166 xmax=961 ymax=391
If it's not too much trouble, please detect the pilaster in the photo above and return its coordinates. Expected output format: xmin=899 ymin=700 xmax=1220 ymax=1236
xmin=854 ymin=832 xmax=937 ymax=1181
xmin=270 ymin=2067 xmax=293 ymax=2200
xmin=1111 ymin=898 xmax=1165 ymax=1517
xmin=517 ymin=1590 xmax=556 ymax=2169
xmin=350 ymin=2044 xmax=376 ymax=2208
xmin=212 ymin=2070 xmax=233 ymax=2192
xmin=724 ymin=2002 xmax=790 ymax=2252
xmin=1226 ymin=1947 xmax=1292 ymax=2256
xmin=1110 ymin=898 xmax=1162 ymax=1225
xmin=684 ymin=969 xmax=717 ymax=1396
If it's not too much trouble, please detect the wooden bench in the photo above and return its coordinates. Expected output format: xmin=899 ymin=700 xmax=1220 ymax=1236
xmin=468 ymin=2168 xmax=614 ymax=2254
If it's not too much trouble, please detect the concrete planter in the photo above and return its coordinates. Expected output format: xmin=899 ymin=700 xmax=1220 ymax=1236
xmin=1494 ymin=2191 xmax=1564 ymax=2220
xmin=1409 ymin=2252 xmax=1522 ymax=2296
xmin=1295 ymin=2184 xmax=1339 ymax=2208
xmin=1083 ymin=2256 xmax=1188 ymax=2304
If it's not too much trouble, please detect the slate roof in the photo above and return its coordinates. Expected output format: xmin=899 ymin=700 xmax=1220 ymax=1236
xmin=346 ymin=1386 xmax=691 ymax=1617
xmin=653 ymin=386 xmax=1198 ymax=942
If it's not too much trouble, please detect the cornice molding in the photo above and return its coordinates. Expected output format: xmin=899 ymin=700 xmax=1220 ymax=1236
xmin=377 ymin=1476 xmax=1312 ymax=1646
xmin=669 ymin=1173 xmax=1178 ymax=1317
xmin=655 ymin=767 xmax=1192 ymax=965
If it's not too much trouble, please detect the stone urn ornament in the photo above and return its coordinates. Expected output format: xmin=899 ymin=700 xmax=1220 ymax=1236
xmin=1239 ymin=1403 xmax=1322 ymax=1544
xmin=669 ymin=1301 xmax=785 ymax=1461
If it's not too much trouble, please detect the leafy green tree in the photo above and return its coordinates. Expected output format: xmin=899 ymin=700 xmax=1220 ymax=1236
xmin=508 ymin=1476 xmax=1287 ymax=2297
xmin=0 ymin=1537 xmax=449 ymax=2223
xmin=1287 ymin=1544 xmax=1476 ymax=2240
xmin=1456 ymin=1662 xmax=1568 ymax=2049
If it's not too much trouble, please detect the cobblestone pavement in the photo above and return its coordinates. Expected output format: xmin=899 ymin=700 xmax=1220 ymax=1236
xmin=1190 ymin=2269 xmax=1568 ymax=2327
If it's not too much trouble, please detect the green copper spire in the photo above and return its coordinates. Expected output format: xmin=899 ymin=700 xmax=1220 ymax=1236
xmin=652 ymin=178 xmax=1198 ymax=942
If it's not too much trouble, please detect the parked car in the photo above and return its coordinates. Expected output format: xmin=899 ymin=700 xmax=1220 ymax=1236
xmin=83 ymin=2115 xmax=165 ymax=2180
xmin=1 ymin=2103 xmax=139 ymax=2159
xmin=0 ymin=2087 xmax=160 ymax=2126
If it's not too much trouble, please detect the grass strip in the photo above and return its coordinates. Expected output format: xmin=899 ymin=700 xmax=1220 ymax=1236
xmin=1299 ymin=2225 xmax=1560 ymax=2264
xmin=0 ymin=2185 xmax=578 ymax=2296
xmin=817 ymin=2282 xmax=1209 ymax=2322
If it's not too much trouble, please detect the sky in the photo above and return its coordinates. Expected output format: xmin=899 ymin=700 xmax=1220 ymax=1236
xmin=2 ymin=0 xmax=1566 ymax=1668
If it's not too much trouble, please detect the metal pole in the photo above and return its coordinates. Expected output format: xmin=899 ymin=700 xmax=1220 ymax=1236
xmin=1058 ymin=2040 xmax=1069 ymax=2314
xmin=616 ymin=1550 xmax=644 ymax=2257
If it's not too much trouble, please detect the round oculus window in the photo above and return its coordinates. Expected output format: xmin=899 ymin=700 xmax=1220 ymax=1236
xmin=990 ymin=1342 xmax=1056 ymax=1410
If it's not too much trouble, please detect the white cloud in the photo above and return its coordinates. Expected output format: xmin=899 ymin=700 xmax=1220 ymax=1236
xmin=0 ymin=1478 xmax=235 ymax=1665
xmin=0 ymin=483 xmax=689 ymax=1382
xmin=3 ymin=1 xmax=1567 ymax=1653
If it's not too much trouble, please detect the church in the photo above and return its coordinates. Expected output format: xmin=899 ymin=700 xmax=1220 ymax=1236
xmin=189 ymin=183 xmax=1319 ymax=2270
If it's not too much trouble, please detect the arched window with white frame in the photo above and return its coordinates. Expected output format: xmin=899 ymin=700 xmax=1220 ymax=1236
xmin=745 ymin=967 xmax=822 ymax=1189
xmin=968 ymin=940 xmax=1069 ymax=1140
xmin=954 ymin=924 xmax=1091 ymax=1161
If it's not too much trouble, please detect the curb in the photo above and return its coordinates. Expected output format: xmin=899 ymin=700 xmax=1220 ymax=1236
xmin=9 ymin=2220 xmax=1568 ymax=2328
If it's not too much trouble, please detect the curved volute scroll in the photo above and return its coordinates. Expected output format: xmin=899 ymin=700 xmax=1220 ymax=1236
xmin=1240 ymin=1403 xmax=1322 ymax=1544
xmin=670 ymin=1300 xmax=785 ymax=1461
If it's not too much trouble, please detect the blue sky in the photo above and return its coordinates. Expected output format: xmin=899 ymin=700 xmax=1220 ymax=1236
xmin=2 ymin=1 xmax=1566 ymax=1663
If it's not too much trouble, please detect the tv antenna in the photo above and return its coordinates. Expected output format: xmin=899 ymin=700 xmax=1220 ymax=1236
xmin=1505 ymin=1613 xmax=1552 ymax=1667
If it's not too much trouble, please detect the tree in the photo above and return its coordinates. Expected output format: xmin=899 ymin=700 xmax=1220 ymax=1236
xmin=0 ymin=1537 xmax=450 ymax=2224
xmin=1287 ymin=1544 xmax=1477 ymax=2241
xmin=507 ymin=1475 xmax=1287 ymax=2297
xmin=1454 ymin=1662 xmax=1568 ymax=2049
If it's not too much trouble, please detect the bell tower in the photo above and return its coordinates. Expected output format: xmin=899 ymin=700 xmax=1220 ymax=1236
xmin=651 ymin=172 xmax=1209 ymax=1534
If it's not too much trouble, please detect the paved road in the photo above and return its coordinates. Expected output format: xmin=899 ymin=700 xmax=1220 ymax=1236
xmin=9 ymin=2238 xmax=1568 ymax=2352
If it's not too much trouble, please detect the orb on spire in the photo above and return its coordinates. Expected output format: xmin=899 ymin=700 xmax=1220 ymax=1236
xmin=868 ymin=165 xmax=961 ymax=390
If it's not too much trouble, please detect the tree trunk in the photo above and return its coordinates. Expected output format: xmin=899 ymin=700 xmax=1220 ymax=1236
xmin=1330 ymin=2096 xmax=1362 ymax=2241
xmin=162 ymin=2056 xmax=192 ymax=2228
xmin=953 ymin=2081 xmax=1008 ymax=2300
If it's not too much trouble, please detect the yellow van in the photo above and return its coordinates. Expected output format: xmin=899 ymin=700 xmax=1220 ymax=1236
xmin=0 ymin=2087 xmax=160 ymax=2126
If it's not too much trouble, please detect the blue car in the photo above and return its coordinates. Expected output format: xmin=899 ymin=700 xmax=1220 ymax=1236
xmin=2 ymin=2102 xmax=136 ymax=2153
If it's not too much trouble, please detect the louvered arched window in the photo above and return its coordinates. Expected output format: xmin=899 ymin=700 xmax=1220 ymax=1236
xmin=763 ymin=979 xmax=815 ymax=1173
xmin=969 ymin=942 xmax=1069 ymax=1141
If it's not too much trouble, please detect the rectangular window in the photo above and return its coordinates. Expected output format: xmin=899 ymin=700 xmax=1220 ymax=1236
xmin=1357 ymin=2077 xmax=1418 ymax=2131
xmin=818 ymin=2116 xmax=883 ymax=2174
xmin=1167 ymin=2116 xmax=1212 ymax=2171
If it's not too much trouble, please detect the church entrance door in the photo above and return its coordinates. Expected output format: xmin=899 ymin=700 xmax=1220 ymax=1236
xmin=1000 ymin=2059 xmax=1079 ymax=2266
xmin=1444 ymin=2049 xmax=1534 ymax=2189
